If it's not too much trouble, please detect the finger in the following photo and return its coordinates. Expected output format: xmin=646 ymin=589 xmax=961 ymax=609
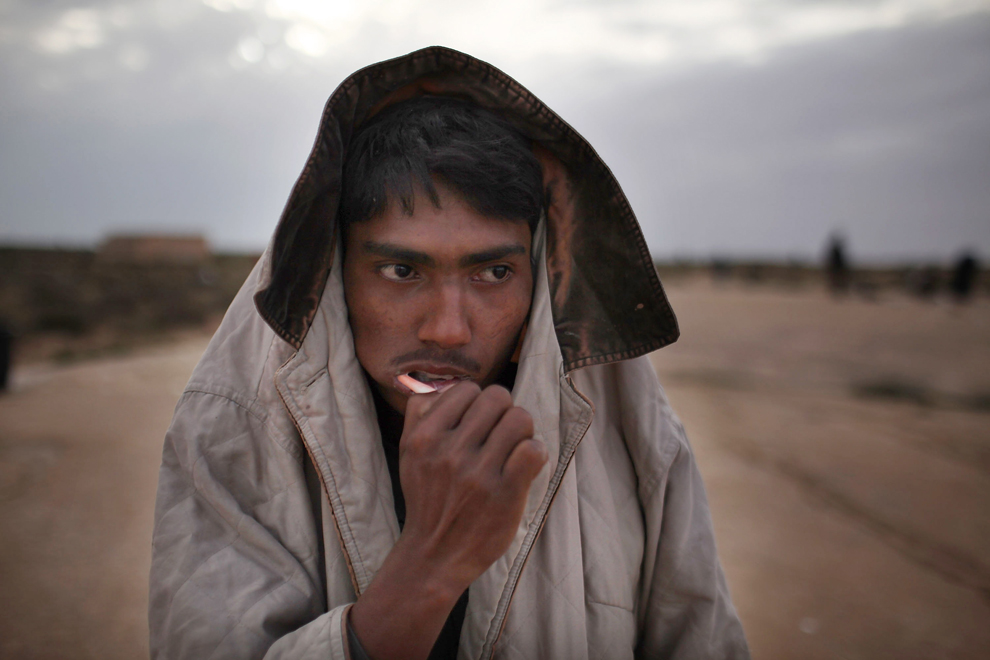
xmin=410 ymin=380 xmax=482 ymax=433
xmin=501 ymin=438 xmax=548 ymax=493
xmin=452 ymin=385 xmax=514 ymax=451
xmin=403 ymin=391 xmax=442 ymax=428
xmin=477 ymin=406 xmax=534 ymax=469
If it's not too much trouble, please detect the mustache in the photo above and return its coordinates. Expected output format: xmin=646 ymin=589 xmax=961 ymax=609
xmin=391 ymin=348 xmax=481 ymax=374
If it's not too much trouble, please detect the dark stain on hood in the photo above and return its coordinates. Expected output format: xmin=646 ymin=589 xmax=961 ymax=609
xmin=254 ymin=46 xmax=679 ymax=372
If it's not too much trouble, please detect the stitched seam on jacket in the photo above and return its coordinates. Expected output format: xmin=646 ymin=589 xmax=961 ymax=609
xmin=164 ymin=449 xmax=314 ymax=618
xmin=182 ymin=388 xmax=266 ymax=424
xmin=179 ymin=387 xmax=301 ymax=461
xmin=154 ymin=391 xmax=286 ymax=534
xmin=276 ymin=369 xmax=367 ymax=594
xmin=586 ymin=598 xmax=635 ymax=613
xmin=205 ymin=577 xmax=298 ymax=659
xmin=482 ymin=375 xmax=595 ymax=658
xmin=641 ymin=452 xmax=672 ymax=506
xmin=635 ymin=402 xmax=688 ymax=502
xmin=166 ymin=522 xmax=239 ymax=615
xmin=564 ymin=338 xmax=675 ymax=373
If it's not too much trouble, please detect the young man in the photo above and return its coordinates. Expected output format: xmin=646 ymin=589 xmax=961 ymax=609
xmin=149 ymin=47 xmax=749 ymax=659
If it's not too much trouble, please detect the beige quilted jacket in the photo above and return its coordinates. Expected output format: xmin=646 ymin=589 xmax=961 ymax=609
xmin=149 ymin=47 xmax=749 ymax=659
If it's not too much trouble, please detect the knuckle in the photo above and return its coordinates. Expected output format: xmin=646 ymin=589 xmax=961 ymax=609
xmin=457 ymin=380 xmax=482 ymax=397
xmin=406 ymin=394 xmax=429 ymax=413
xmin=483 ymin=384 xmax=513 ymax=408
xmin=505 ymin=407 xmax=534 ymax=436
xmin=494 ymin=407 xmax=533 ymax=440
xmin=438 ymin=453 xmax=459 ymax=474
xmin=517 ymin=438 xmax=547 ymax=465
xmin=532 ymin=438 xmax=549 ymax=459
xmin=459 ymin=470 xmax=488 ymax=494
xmin=402 ymin=432 xmax=429 ymax=456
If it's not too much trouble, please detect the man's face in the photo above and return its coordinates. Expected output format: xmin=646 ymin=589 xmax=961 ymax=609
xmin=343 ymin=183 xmax=534 ymax=415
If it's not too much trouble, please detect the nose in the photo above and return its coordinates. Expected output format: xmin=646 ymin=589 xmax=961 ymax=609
xmin=417 ymin=283 xmax=472 ymax=348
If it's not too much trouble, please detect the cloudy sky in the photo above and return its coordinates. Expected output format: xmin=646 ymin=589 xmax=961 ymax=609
xmin=1 ymin=0 xmax=988 ymax=262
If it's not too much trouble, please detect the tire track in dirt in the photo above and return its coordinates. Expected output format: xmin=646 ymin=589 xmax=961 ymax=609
xmin=667 ymin=368 xmax=990 ymax=477
xmin=720 ymin=435 xmax=990 ymax=606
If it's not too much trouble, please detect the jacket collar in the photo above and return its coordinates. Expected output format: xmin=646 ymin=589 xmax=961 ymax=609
xmin=254 ymin=46 xmax=678 ymax=373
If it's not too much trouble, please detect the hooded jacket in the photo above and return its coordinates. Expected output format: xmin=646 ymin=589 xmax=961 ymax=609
xmin=149 ymin=46 xmax=749 ymax=659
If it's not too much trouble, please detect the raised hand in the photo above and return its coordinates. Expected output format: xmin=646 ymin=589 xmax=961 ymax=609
xmin=348 ymin=381 xmax=547 ymax=660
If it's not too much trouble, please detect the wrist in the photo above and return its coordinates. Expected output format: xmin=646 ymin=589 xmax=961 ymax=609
xmin=386 ymin=533 xmax=469 ymax=607
xmin=348 ymin=535 xmax=468 ymax=660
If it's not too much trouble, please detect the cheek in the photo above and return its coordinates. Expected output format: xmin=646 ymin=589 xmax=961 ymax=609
xmin=476 ymin=285 xmax=532 ymax=346
xmin=350 ymin=300 xmax=402 ymax=349
xmin=344 ymin=279 xmax=402 ymax=367
xmin=487 ymin=302 xmax=526 ymax=335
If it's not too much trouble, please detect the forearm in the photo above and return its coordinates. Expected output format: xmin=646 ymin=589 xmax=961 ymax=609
xmin=347 ymin=383 xmax=544 ymax=659
xmin=347 ymin=536 xmax=467 ymax=660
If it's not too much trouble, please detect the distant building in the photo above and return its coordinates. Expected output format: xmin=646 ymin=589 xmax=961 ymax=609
xmin=98 ymin=234 xmax=210 ymax=263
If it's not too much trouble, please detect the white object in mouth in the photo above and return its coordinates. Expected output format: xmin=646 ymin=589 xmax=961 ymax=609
xmin=397 ymin=373 xmax=437 ymax=394
xmin=398 ymin=372 xmax=471 ymax=394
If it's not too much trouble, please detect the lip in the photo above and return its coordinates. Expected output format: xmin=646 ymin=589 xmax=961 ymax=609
xmin=396 ymin=362 xmax=474 ymax=378
xmin=393 ymin=363 xmax=475 ymax=395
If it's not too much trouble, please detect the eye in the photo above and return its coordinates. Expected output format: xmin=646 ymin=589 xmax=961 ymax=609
xmin=475 ymin=264 xmax=512 ymax=283
xmin=378 ymin=264 xmax=418 ymax=282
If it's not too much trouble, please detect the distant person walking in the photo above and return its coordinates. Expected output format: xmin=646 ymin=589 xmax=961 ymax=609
xmin=0 ymin=321 xmax=12 ymax=392
xmin=950 ymin=252 xmax=978 ymax=303
xmin=825 ymin=234 xmax=850 ymax=295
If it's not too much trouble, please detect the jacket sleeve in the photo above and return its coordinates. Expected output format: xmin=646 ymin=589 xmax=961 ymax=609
xmin=635 ymin=416 xmax=751 ymax=659
xmin=149 ymin=389 xmax=352 ymax=659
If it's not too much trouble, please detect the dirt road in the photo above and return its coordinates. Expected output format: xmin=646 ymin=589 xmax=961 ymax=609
xmin=1 ymin=281 xmax=987 ymax=658
xmin=653 ymin=281 xmax=990 ymax=659
xmin=0 ymin=341 xmax=206 ymax=659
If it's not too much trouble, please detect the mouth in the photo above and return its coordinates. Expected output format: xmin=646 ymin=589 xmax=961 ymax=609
xmin=397 ymin=371 xmax=472 ymax=395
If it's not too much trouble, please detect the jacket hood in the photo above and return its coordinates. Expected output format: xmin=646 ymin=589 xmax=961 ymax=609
xmin=254 ymin=46 xmax=678 ymax=372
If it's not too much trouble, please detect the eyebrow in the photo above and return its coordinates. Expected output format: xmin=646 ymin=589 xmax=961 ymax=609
xmin=458 ymin=244 xmax=527 ymax=267
xmin=361 ymin=241 xmax=436 ymax=267
xmin=362 ymin=241 xmax=527 ymax=268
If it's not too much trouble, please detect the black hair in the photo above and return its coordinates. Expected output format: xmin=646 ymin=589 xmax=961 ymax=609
xmin=339 ymin=97 xmax=545 ymax=232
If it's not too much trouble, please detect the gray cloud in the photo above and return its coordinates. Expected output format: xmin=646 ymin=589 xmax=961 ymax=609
xmin=0 ymin=1 xmax=988 ymax=262
xmin=568 ymin=14 xmax=990 ymax=262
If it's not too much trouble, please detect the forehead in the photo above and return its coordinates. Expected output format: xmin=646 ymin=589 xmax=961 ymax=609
xmin=345 ymin=186 xmax=532 ymax=259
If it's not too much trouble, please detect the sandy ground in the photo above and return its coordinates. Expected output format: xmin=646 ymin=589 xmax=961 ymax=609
xmin=1 ymin=280 xmax=988 ymax=659
xmin=653 ymin=280 xmax=990 ymax=659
